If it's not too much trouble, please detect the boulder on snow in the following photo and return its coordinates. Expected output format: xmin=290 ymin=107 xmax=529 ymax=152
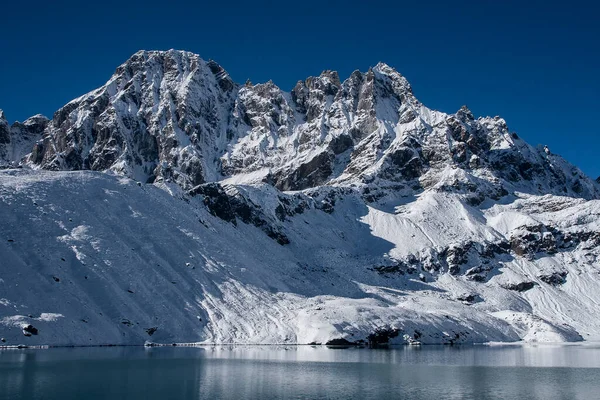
xmin=456 ymin=293 xmax=478 ymax=303
xmin=502 ymin=281 xmax=536 ymax=292
xmin=22 ymin=324 xmax=39 ymax=336
xmin=325 ymin=338 xmax=356 ymax=347
xmin=538 ymin=271 xmax=567 ymax=286
xmin=145 ymin=327 xmax=158 ymax=336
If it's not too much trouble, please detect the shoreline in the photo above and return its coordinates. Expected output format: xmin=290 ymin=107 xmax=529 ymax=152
xmin=2 ymin=340 xmax=600 ymax=351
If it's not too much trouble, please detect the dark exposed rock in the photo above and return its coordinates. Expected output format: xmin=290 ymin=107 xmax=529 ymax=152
xmin=372 ymin=257 xmax=418 ymax=275
xmin=443 ymin=241 xmax=507 ymax=277
xmin=145 ymin=327 xmax=158 ymax=336
xmin=386 ymin=146 xmax=423 ymax=180
xmin=274 ymin=152 xmax=334 ymax=191
xmin=465 ymin=265 xmax=493 ymax=279
xmin=510 ymin=225 xmax=600 ymax=259
xmin=305 ymin=187 xmax=347 ymax=215
xmin=469 ymin=274 xmax=486 ymax=282
xmin=445 ymin=242 xmax=473 ymax=275
xmin=264 ymin=227 xmax=290 ymax=245
xmin=22 ymin=324 xmax=39 ymax=336
xmin=190 ymin=183 xmax=237 ymax=224
xmin=206 ymin=60 xmax=234 ymax=92
xmin=510 ymin=225 xmax=557 ymax=259
xmin=502 ymin=281 xmax=536 ymax=292
xmin=563 ymin=231 xmax=600 ymax=250
xmin=325 ymin=338 xmax=356 ymax=346
xmin=190 ymin=183 xmax=290 ymax=245
xmin=372 ymin=240 xmax=508 ymax=279
xmin=442 ymin=331 xmax=469 ymax=345
xmin=328 ymin=135 xmax=353 ymax=155
xmin=457 ymin=105 xmax=475 ymax=122
xmin=0 ymin=111 xmax=10 ymax=145
xmin=373 ymin=264 xmax=405 ymax=274
xmin=30 ymin=142 xmax=45 ymax=164
xmin=538 ymin=271 xmax=567 ymax=286
xmin=367 ymin=327 xmax=401 ymax=347
xmin=456 ymin=294 xmax=477 ymax=303
xmin=276 ymin=194 xmax=311 ymax=218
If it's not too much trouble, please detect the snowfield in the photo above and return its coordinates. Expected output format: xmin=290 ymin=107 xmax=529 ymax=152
xmin=1 ymin=169 xmax=598 ymax=346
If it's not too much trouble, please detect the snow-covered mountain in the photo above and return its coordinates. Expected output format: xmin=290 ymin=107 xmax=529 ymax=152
xmin=1 ymin=50 xmax=600 ymax=346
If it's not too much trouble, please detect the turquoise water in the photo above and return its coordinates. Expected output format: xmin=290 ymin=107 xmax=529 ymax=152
xmin=1 ymin=345 xmax=600 ymax=399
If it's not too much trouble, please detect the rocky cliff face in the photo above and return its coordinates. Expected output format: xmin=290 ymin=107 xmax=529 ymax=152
xmin=24 ymin=51 xmax=237 ymax=187
xmin=7 ymin=50 xmax=596 ymax=201
xmin=0 ymin=110 xmax=48 ymax=167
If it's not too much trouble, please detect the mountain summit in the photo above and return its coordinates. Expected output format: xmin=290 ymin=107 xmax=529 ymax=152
xmin=2 ymin=50 xmax=596 ymax=200
xmin=1 ymin=50 xmax=600 ymax=346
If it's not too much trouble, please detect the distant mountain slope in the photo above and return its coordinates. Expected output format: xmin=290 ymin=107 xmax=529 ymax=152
xmin=0 ymin=111 xmax=47 ymax=167
xmin=1 ymin=50 xmax=599 ymax=346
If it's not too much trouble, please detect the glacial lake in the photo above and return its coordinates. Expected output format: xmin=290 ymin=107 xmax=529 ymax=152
xmin=1 ymin=344 xmax=600 ymax=399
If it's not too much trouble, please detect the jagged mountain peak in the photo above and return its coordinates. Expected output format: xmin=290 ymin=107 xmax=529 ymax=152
xmin=0 ymin=110 xmax=48 ymax=165
xmin=108 ymin=49 xmax=236 ymax=95
xmin=20 ymin=114 xmax=49 ymax=126
xmin=318 ymin=69 xmax=341 ymax=85
xmin=3 ymin=50 xmax=597 ymax=201
xmin=372 ymin=61 xmax=413 ymax=91
xmin=456 ymin=105 xmax=475 ymax=121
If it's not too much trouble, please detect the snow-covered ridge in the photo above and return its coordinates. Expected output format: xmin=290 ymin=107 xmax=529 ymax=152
xmin=1 ymin=50 xmax=597 ymax=200
xmin=1 ymin=50 xmax=600 ymax=346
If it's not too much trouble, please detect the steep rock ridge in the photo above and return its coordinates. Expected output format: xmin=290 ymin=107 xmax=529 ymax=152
xmin=0 ymin=110 xmax=48 ymax=167
xmin=31 ymin=50 xmax=238 ymax=188
xmin=0 ymin=111 xmax=9 ymax=145
xmin=222 ymin=63 xmax=420 ymax=191
xmin=9 ymin=49 xmax=597 ymax=200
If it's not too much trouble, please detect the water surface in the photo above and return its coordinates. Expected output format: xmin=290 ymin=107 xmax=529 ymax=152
xmin=1 ymin=344 xmax=599 ymax=399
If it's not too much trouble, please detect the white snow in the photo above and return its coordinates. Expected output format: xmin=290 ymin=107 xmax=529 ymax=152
xmin=1 ymin=51 xmax=599 ymax=347
xmin=1 ymin=169 xmax=599 ymax=346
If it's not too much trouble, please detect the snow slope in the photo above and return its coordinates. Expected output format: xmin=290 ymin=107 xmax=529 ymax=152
xmin=1 ymin=169 xmax=598 ymax=346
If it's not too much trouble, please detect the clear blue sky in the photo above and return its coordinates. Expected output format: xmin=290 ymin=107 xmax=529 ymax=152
xmin=1 ymin=0 xmax=598 ymax=177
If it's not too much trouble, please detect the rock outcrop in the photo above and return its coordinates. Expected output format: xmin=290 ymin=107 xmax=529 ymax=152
xmin=0 ymin=110 xmax=48 ymax=167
